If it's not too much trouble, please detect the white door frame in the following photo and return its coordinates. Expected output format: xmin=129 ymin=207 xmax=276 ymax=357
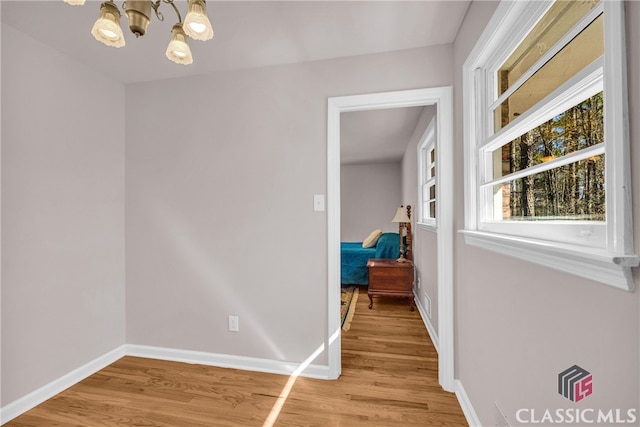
xmin=326 ymin=87 xmax=455 ymax=392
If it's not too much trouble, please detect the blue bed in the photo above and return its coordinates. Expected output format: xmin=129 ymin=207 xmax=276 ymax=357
xmin=341 ymin=232 xmax=400 ymax=285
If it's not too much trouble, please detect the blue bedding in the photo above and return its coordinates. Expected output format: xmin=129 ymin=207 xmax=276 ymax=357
xmin=340 ymin=233 xmax=400 ymax=285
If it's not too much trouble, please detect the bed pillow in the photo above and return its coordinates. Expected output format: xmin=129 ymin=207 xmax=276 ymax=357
xmin=362 ymin=229 xmax=383 ymax=248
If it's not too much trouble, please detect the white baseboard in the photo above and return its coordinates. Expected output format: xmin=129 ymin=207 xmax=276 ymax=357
xmin=0 ymin=345 xmax=126 ymax=425
xmin=412 ymin=293 xmax=479 ymax=426
xmin=1 ymin=344 xmax=331 ymax=425
xmin=125 ymin=344 xmax=331 ymax=379
xmin=414 ymin=290 xmax=439 ymax=353
xmin=455 ymin=379 xmax=482 ymax=427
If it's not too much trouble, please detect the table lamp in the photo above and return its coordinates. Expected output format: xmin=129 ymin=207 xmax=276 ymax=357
xmin=391 ymin=206 xmax=411 ymax=262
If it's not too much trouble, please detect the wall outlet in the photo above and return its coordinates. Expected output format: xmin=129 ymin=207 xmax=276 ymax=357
xmin=417 ymin=277 xmax=421 ymax=289
xmin=228 ymin=315 xmax=239 ymax=332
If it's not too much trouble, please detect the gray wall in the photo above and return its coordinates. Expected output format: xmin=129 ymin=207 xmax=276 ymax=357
xmin=1 ymin=24 xmax=126 ymax=405
xmin=340 ymin=162 xmax=401 ymax=242
xmin=452 ymin=1 xmax=640 ymax=424
xmin=401 ymin=107 xmax=438 ymax=331
xmin=125 ymin=45 xmax=453 ymax=365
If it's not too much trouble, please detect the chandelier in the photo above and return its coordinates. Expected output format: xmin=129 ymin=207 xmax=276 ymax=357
xmin=63 ymin=0 xmax=214 ymax=65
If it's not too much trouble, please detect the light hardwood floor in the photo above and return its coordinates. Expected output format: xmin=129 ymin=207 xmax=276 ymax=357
xmin=6 ymin=287 xmax=467 ymax=426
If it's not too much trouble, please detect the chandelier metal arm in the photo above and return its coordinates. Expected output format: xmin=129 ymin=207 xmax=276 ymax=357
xmin=149 ymin=1 xmax=164 ymax=22
xmin=159 ymin=0 xmax=182 ymax=24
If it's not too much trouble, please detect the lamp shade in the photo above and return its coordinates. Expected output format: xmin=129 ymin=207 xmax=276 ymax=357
xmin=183 ymin=0 xmax=214 ymax=41
xmin=166 ymin=24 xmax=193 ymax=65
xmin=391 ymin=207 xmax=411 ymax=223
xmin=91 ymin=2 xmax=126 ymax=48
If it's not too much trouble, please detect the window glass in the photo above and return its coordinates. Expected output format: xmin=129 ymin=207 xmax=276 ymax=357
xmin=498 ymin=0 xmax=600 ymax=95
xmin=418 ymin=126 xmax=436 ymax=224
xmin=494 ymin=9 xmax=603 ymax=132
xmin=492 ymin=91 xmax=603 ymax=179
xmin=492 ymin=155 xmax=605 ymax=221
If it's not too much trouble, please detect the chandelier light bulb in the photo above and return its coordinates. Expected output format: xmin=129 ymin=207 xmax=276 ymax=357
xmin=183 ymin=0 xmax=214 ymax=41
xmin=166 ymin=24 xmax=193 ymax=65
xmin=64 ymin=0 xmax=86 ymax=5
xmin=91 ymin=2 xmax=126 ymax=48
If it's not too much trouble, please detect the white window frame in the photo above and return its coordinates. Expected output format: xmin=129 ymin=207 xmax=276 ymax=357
xmin=417 ymin=118 xmax=437 ymax=230
xmin=462 ymin=0 xmax=638 ymax=291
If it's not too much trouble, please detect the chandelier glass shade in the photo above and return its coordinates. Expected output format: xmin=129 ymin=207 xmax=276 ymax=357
xmin=166 ymin=24 xmax=193 ymax=65
xmin=184 ymin=0 xmax=214 ymax=41
xmin=90 ymin=2 xmax=125 ymax=48
xmin=64 ymin=0 xmax=214 ymax=65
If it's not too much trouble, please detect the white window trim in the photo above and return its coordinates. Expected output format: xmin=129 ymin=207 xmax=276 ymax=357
xmin=462 ymin=0 xmax=638 ymax=291
xmin=417 ymin=117 xmax=437 ymax=231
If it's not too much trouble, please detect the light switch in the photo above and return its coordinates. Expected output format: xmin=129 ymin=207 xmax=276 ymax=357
xmin=314 ymin=194 xmax=325 ymax=212
xmin=228 ymin=315 xmax=239 ymax=332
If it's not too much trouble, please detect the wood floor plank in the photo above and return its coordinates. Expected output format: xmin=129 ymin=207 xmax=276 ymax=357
xmin=5 ymin=286 xmax=467 ymax=426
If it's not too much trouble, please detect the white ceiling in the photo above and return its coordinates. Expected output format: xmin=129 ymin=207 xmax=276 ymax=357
xmin=1 ymin=0 xmax=470 ymax=163
xmin=1 ymin=0 xmax=470 ymax=84
xmin=341 ymin=106 xmax=434 ymax=165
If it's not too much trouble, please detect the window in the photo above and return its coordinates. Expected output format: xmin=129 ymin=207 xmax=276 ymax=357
xmin=463 ymin=0 xmax=638 ymax=290
xmin=418 ymin=118 xmax=436 ymax=227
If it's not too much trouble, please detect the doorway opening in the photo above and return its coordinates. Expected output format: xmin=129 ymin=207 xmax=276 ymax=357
xmin=326 ymin=87 xmax=454 ymax=392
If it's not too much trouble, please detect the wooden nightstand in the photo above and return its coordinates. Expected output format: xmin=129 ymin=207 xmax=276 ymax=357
xmin=367 ymin=258 xmax=415 ymax=311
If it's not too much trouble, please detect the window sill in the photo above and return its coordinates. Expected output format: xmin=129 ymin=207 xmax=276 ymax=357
xmin=460 ymin=230 xmax=638 ymax=291
xmin=417 ymin=222 xmax=437 ymax=233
